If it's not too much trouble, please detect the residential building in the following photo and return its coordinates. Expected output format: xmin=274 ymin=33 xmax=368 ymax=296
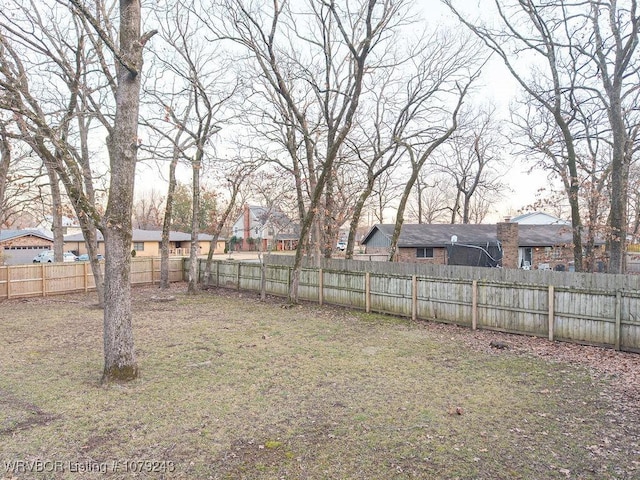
xmin=64 ymin=230 xmax=225 ymax=257
xmin=361 ymin=222 xmax=606 ymax=270
xmin=0 ymin=229 xmax=54 ymax=265
xmin=231 ymin=205 xmax=298 ymax=251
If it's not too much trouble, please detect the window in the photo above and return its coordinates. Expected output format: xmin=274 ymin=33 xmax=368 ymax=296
xmin=416 ymin=247 xmax=434 ymax=258
xmin=133 ymin=242 xmax=145 ymax=251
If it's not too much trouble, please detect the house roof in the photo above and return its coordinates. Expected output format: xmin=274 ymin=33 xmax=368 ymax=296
xmin=234 ymin=204 xmax=296 ymax=226
xmin=0 ymin=229 xmax=53 ymax=242
xmin=362 ymin=223 xmax=603 ymax=248
xmin=510 ymin=212 xmax=570 ymax=225
xmin=64 ymin=229 xmax=217 ymax=242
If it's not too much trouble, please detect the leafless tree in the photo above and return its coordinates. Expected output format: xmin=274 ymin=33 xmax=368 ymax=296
xmin=202 ymin=158 xmax=257 ymax=286
xmin=0 ymin=121 xmax=11 ymax=230
xmin=340 ymin=70 xmax=405 ymax=259
xmin=1 ymin=0 xmax=157 ymax=381
xmin=406 ymin=172 xmax=452 ymax=224
xmin=143 ymin=1 xmax=237 ymax=294
xmin=384 ymin=31 xmax=483 ymax=261
xmin=209 ymin=0 xmax=412 ymax=302
xmin=140 ymin=98 xmax=191 ymax=289
xmin=629 ymin=164 xmax=640 ymax=244
xmin=133 ymin=189 xmax=165 ymax=229
xmin=78 ymin=0 xmax=156 ymax=381
xmin=437 ymin=106 xmax=507 ymax=224
xmin=0 ymin=2 xmax=115 ymax=297
xmin=587 ymin=0 xmax=640 ymax=273
xmin=0 ymin=140 xmax=46 ymax=231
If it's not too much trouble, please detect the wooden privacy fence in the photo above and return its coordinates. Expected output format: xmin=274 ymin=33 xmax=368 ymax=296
xmin=197 ymin=258 xmax=640 ymax=353
xmin=0 ymin=257 xmax=184 ymax=300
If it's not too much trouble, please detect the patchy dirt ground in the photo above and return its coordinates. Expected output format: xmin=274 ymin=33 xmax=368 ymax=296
xmin=1 ymin=283 xmax=639 ymax=479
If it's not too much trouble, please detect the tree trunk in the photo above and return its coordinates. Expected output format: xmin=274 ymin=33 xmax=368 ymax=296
xmin=345 ymin=177 xmax=375 ymax=259
xmin=102 ymin=0 xmax=149 ymax=382
xmin=160 ymin=154 xmax=178 ymax=289
xmin=47 ymin=169 xmax=65 ymax=262
xmin=0 ymin=125 xmax=10 ymax=240
xmin=388 ymin=166 xmax=420 ymax=261
xmin=607 ymin=110 xmax=630 ymax=274
xmin=187 ymin=159 xmax=200 ymax=294
xmin=204 ymin=178 xmax=244 ymax=285
xmin=323 ymin=165 xmax=335 ymax=259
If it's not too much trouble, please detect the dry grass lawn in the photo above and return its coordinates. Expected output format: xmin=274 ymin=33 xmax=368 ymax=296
xmin=1 ymin=283 xmax=639 ymax=479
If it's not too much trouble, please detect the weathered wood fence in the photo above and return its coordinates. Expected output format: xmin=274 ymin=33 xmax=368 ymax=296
xmin=0 ymin=257 xmax=184 ymax=300
xmin=3 ymin=254 xmax=639 ymax=353
xmin=196 ymin=256 xmax=640 ymax=353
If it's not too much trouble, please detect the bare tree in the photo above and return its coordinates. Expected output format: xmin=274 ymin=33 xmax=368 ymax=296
xmin=437 ymin=106 xmax=507 ymax=224
xmin=406 ymin=172 xmax=452 ymax=224
xmin=0 ymin=136 xmax=45 ymax=231
xmin=210 ymin=0 xmax=411 ymax=302
xmin=78 ymin=0 xmax=157 ymax=381
xmin=587 ymin=0 xmax=640 ymax=273
xmin=1 ymin=0 xmax=157 ymax=381
xmin=144 ymin=1 xmax=237 ymax=294
xmin=384 ymin=31 xmax=483 ymax=260
xmin=133 ymin=189 xmax=165 ymax=229
xmin=0 ymin=2 xmax=119 ymax=299
xmin=0 ymin=121 xmax=11 ymax=230
xmin=341 ymin=70 xmax=405 ymax=259
xmin=446 ymin=0 xmax=584 ymax=270
xmin=629 ymin=163 xmax=640 ymax=244
xmin=202 ymin=158 xmax=256 ymax=286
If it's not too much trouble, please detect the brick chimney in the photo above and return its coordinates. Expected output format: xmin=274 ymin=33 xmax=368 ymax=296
xmin=497 ymin=221 xmax=519 ymax=269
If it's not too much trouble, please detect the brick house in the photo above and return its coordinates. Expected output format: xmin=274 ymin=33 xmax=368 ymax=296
xmin=361 ymin=222 xmax=606 ymax=270
xmin=0 ymin=229 xmax=54 ymax=265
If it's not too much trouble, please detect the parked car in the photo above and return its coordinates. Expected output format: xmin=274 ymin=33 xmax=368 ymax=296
xmin=32 ymin=251 xmax=77 ymax=263
xmin=336 ymin=241 xmax=347 ymax=251
xmin=76 ymin=253 xmax=105 ymax=262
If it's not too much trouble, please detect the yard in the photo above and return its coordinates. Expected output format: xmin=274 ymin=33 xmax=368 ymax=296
xmin=1 ymin=284 xmax=639 ymax=479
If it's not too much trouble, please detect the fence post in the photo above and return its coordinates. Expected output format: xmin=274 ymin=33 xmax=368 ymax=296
xmin=7 ymin=266 xmax=12 ymax=299
xmin=548 ymin=285 xmax=555 ymax=342
xmin=615 ymin=291 xmax=622 ymax=351
xmin=472 ymin=280 xmax=478 ymax=330
xmin=365 ymin=272 xmax=371 ymax=313
xmin=42 ymin=263 xmax=46 ymax=297
xmin=318 ymin=268 xmax=324 ymax=306
xmin=411 ymin=275 xmax=417 ymax=321
xmin=237 ymin=263 xmax=241 ymax=290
